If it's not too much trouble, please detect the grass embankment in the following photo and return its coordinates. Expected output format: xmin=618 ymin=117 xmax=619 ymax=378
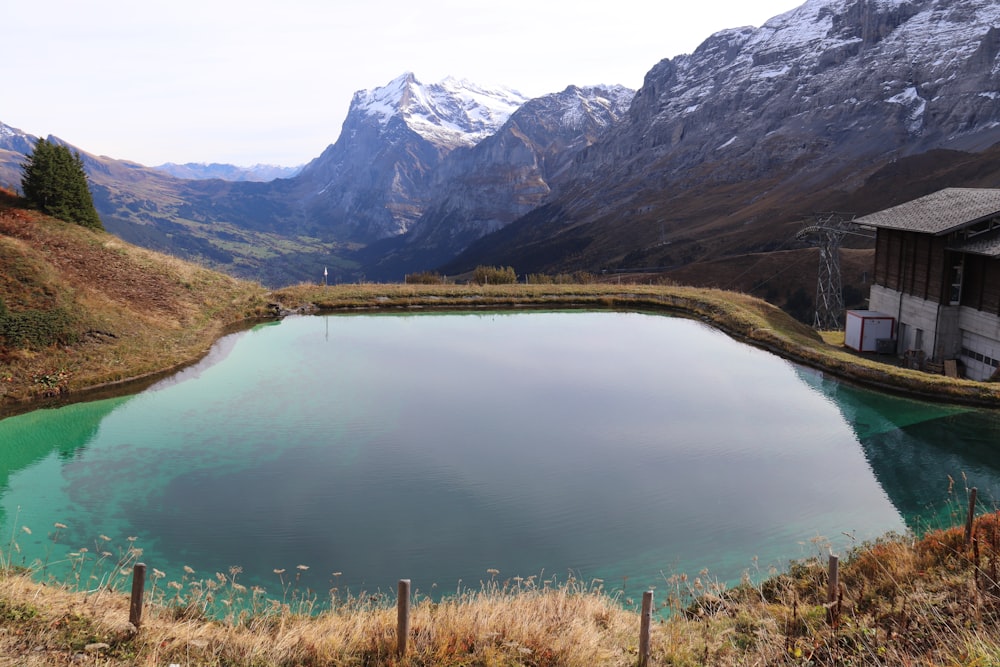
xmin=271 ymin=281 xmax=1000 ymax=408
xmin=5 ymin=512 xmax=1000 ymax=665
xmin=0 ymin=191 xmax=269 ymax=412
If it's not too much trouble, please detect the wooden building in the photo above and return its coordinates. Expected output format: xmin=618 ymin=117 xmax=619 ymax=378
xmin=857 ymin=188 xmax=1000 ymax=380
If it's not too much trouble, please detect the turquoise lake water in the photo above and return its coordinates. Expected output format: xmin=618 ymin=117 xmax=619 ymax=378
xmin=0 ymin=311 xmax=995 ymax=602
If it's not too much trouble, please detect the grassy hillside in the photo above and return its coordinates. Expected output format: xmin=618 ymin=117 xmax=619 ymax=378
xmin=0 ymin=189 xmax=269 ymax=411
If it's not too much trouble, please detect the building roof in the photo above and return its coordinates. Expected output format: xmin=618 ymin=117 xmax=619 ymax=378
xmin=854 ymin=188 xmax=1000 ymax=235
xmin=951 ymin=233 xmax=1000 ymax=258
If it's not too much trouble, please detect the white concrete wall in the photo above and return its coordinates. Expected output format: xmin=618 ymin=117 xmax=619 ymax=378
xmin=958 ymin=308 xmax=1000 ymax=381
xmin=868 ymin=284 xmax=898 ymax=317
xmin=959 ymin=306 xmax=1000 ymax=342
xmin=869 ymin=284 xmax=1000 ymax=379
xmin=869 ymin=285 xmax=940 ymax=357
xmin=960 ymin=330 xmax=999 ymax=380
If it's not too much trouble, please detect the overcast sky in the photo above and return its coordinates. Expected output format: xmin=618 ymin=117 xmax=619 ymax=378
xmin=4 ymin=0 xmax=802 ymax=167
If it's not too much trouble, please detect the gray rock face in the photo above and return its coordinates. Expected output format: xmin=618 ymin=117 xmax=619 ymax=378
xmin=0 ymin=123 xmax=39 ymax=190
xmin=600 ymin=0 xmax=1000 ymax=186
xmin=364 ymin=84 xmax=633 ymax=278
xmin=449 ymin=0 xmax=1000 ymax=274
xmin=0 ymin=123 xmax=35 ymax=159
xmin=292 ymin=73 xmax=528 ymax=243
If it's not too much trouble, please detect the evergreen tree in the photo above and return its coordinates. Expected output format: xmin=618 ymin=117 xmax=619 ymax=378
xmin=20 ymin=138 xmax=103 ymax=230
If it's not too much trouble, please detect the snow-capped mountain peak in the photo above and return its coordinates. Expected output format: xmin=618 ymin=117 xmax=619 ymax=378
xmin=744 ymin=0 xmax=1000 ymax=71
xmin=551 ymin=84 xmax=635 ymax=132
xmin=0 ymin=122 xmax=38 ymax=164
xmin=353 ymin=72 xmax=528 ymax=148
xmin=631 ymin=0 xmax=1000 ymax=158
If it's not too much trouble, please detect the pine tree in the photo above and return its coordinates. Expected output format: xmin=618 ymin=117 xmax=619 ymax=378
xmin=20 ymin=138 xmax=103 ymax=230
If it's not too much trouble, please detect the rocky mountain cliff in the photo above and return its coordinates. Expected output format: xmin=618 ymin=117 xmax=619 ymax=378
xmin=3 ymin=0 xmax=1000 ymax=296
xmin=291 ymin=73 xmax=529 ymax=243
xmin=360 ymin=84 xmax=634 ymax=278
xmin=0 ymin=123 xmax=33 ymax=168
xmin=445 ymin=0 xmax=1000 ymax=280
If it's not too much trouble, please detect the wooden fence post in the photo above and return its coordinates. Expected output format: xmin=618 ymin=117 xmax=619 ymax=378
xmin=826 ymin=554 xmax=839 ymax=625
xmin=129 ymin=562 xmax=146 ymax=629
xmin=966 ymin=487 xmax=979 ymax=546
xmin=827 ymin=554 xmax=839 ymax=604
xmin=639 ymin=590 xmax=653 ymax=667
xmin=397 ymin=579 xmax=411 ymax=657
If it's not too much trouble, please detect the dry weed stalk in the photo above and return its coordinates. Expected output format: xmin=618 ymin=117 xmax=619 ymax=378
xmin=5 ymin=513 xmax=1000 ymax=666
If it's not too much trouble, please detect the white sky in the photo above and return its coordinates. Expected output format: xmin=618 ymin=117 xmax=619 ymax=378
xmin=3 ymin=0 xmax=802 ymax=167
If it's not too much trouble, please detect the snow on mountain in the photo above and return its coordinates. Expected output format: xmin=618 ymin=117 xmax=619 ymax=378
xmin=449 ymin=0 xmax=1000 ymax=279
xmin=0 ymin=122 xmax=21 ymax=141
xmin=353 ymin=72 xmax=528 ymax=148
xmin=556 ymin=85 xmax=635 ymax=131
xmin=621 ymin=0 xmax=1000 ymax=178
xmin=742 ymin=0 xmax=1000 ymax=72
xmin=0 ymin=123 xmax=38 ymax=189
xmin=0 ymin=122 xmax=36 ymax=153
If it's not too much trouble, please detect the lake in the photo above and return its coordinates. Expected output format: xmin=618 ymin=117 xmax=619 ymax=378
xmin=1 ymin=310 xmax=996 ymax=603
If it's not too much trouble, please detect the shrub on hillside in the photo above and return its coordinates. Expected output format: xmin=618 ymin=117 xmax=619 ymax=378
xmin=405 ymin=271 xmax=447 ymax=284
xmin=0 ymin=298 xmax=78 ymax=348
xmin=473 ymin=265 xmax=517 ymax=285
xmin=526 ymin=271 xmax=597 ymax=284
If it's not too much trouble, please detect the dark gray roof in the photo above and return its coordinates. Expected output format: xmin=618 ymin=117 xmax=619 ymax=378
xmin=951 ymin=234 xmax=1000 ymax=258
xmin=855 ymin=188 xmax=1000 ymax=235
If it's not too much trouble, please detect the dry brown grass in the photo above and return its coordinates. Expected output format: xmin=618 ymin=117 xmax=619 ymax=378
xmin=7 ymin=511 xmax=1000 ymax=666
xmin=0 ymin=570 xmax=640 ymax=666
xmin=0 ymin=192 xmax=269 ymax=413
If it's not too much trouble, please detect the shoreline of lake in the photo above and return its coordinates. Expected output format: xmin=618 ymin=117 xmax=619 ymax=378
xmin=4 ymin=287 xmax=1000 ymax=666
xmin=4 ymin=283 xmax=1000 ymax=419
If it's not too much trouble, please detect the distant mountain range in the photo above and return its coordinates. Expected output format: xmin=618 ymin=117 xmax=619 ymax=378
xmin=151 ymin=162 xmax=303 ymax=182
xmin=3 ymin=0 xmax=1000 ymax=305
xmin=0 ymin=75 xmax=631 ymax=286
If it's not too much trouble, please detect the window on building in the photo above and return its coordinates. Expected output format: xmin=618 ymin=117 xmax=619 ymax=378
xmin=949 ymin=258 xmax=964 ymax=305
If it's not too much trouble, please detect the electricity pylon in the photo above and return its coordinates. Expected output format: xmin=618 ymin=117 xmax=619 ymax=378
xmin=796 ymin=213 xmax=865 ymax=330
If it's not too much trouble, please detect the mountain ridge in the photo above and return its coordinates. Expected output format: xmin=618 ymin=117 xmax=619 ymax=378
xmin=152 ymin=162 xmax=303 ymax=182
xmin=3 ymin=0 xmax=1000 ymax=303
xmin=288 ymin=73 xmax=531 ymax=243
xmin=358 ymin=83 xmax=634 ymax=279
xmin=442 ymin=0 xmax=1000 ymax=288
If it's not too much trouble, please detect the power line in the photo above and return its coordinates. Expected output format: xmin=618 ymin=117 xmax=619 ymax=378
xmin=796 ymin=213 xmax=874 ymax=330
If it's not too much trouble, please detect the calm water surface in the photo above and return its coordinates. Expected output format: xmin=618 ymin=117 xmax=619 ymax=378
xmin=1 ymin=311 xmax=997 ymax=600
